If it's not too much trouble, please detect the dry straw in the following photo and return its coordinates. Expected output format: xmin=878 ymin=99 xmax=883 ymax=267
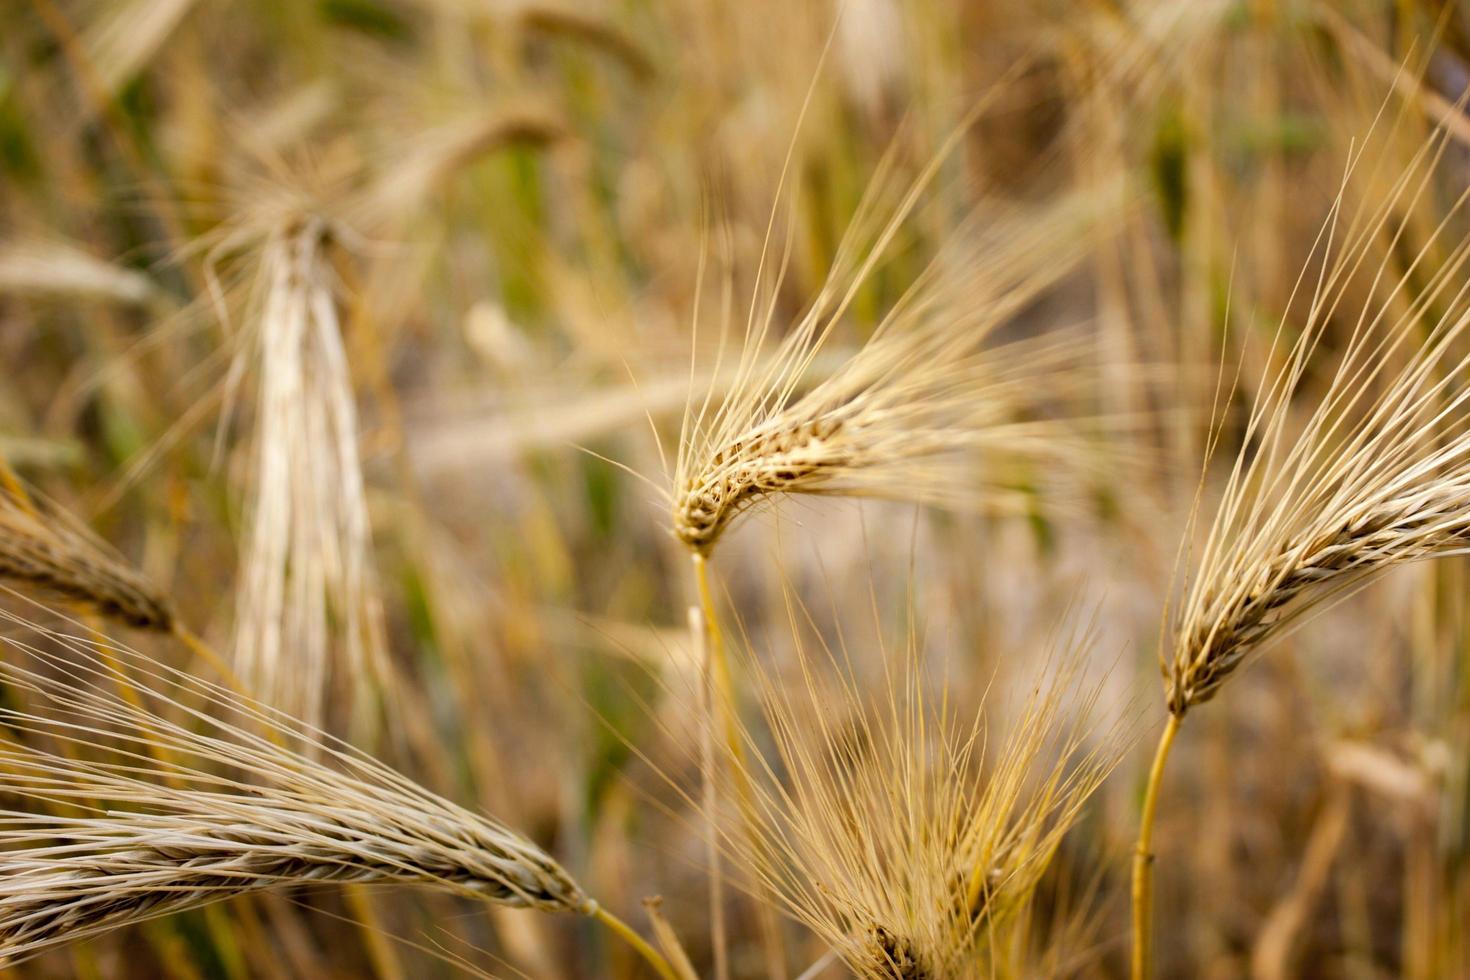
xmin=1133 ymin=113 xmax=1470 ymax=976
xmin=721 ymin=616 xmax=1126 ymax=980
xmin=0 ymin=606 xmax=680 ymax=979
xmin=0 ymin=239 xmax=172 ymax=311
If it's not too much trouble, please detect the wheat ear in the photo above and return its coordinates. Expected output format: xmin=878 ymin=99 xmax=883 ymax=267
xmin=713 ymin=613 xmax=1125 ymax=980
xmin=1135 ymin=115 xmax=1470 ymax=977
xmin=0 ymin=605 xmax=679 ymax=977
xmin=0 ymin=485 xmax=173 ymax=631
xmin=231 ymin=213 xmax=387 ymax=732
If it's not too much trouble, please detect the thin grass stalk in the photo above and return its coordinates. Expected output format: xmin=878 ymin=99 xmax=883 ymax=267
xmin=1129 ymin=713 xmax=1179 ymax=980
xmin=691 ymin=602 xmax=730 ymax=980
xmin=693 ymin=552 xmax=789 ymax=978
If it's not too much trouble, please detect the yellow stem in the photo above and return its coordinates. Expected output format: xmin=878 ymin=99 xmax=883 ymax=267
xmin=690 ymin=551 xmax=788 ymax=979
xmin=691 ymin=603 xmax=729 ymax=980
xmin=173 ymin=623 xmax=246 ymax=691
xmin=692 ymin=553 xmax=740 ymax=757
xmin=343 ymin=886 xmax=407 ymax=980
xmin=1132 ymin=712 xmax=1183 ymax=980
xmin=593 ymin=905 xmax=682 ymax=980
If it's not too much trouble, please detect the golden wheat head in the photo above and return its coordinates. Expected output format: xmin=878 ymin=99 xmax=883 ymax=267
xmin=670 ymin=165 xmax=1126 ymax=554
xmin=716 ymin=615 xmax=1125 ymax=979
xmin=1170 ymin=120 xmax=1470 ymax=715
xmin=0 ymin=604 xmax=590 ymax=966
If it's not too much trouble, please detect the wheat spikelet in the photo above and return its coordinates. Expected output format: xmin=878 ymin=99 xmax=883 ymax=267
xmin=0 ymin=489 xmax=173 ymax=631
xmin=231 ymin=213 xmax=387 ymax=731
xmin=0 ymin=605 xmax=590 ymax=966
xmin=720 ymin=618 xmax=1125 ymax=979
xmin=1168 ymin=118 xmax=1470 ymax=715
xmin=671 ymin=166 xmax=1125 ymax=554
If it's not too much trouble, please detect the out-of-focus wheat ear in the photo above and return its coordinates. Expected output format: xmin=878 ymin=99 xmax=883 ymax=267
xmin=0 ymin=482 xmax=173 ymax=632
xmin=232 ymin=213 xmax=388 ymax=734
xmin=0 ymin=609 xmax=683 ymax=980
xmin=515 ymin=6 xmax=655 ymax=81
xmin=362 ymin=103 xmax=566 ymax=225
xmin=0 ymin=240 xmax=174 ymax=311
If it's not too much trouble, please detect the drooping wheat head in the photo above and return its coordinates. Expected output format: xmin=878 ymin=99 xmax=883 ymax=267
xmin=0 ymin=604 xmax=590 ymax=966
xmin=0 ymin=487 xmax=173 ymax=631
xmin=670 ymin=128 xmax=1127 ymax=554
xmin=1169 ymin=117 xmax=1470 ymax=715
xmin=721 ymin=615 xmax=1125 ymax=979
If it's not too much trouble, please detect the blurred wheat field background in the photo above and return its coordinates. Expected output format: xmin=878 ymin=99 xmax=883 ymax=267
xmin=3 ymin=0 xmax=1470 ymax=977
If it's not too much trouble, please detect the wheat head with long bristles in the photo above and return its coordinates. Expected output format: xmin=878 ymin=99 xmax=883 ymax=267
xmin=0 ymin=603 xmax=589 ymax=966
xmin=1169 ymin=117 xmax=1470 ymax=715
xmin=670 ymin=133 xmax=1128 ymax=554
xmin=714 ymin=613 xmax=1126 ymax=979
xmin=229 ymin=211 xmax=387 ymax=732
xmin=0 ymin=488 xmax=173 ymax=631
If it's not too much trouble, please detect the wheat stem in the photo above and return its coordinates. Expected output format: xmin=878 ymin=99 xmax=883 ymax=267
xmin=692 ymin=553 xmax=740 ymax=763
xmin=690 ymin=602 xmax=729 ymax=980
xmin=592 ymin=905 xmax=683 ymax=980
xmin=691 ymin=552 xmax=788 ymax=978
xmin=1131 ymin=712 xmax=1181 ymax=980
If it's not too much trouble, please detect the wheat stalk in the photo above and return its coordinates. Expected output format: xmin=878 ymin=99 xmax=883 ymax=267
xmin=0 ymin=604 xmax=684 ymax=978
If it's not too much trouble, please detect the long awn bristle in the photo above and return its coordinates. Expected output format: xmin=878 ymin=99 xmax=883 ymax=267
xmin=0 ymin=608 xmax=590 ymax=966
